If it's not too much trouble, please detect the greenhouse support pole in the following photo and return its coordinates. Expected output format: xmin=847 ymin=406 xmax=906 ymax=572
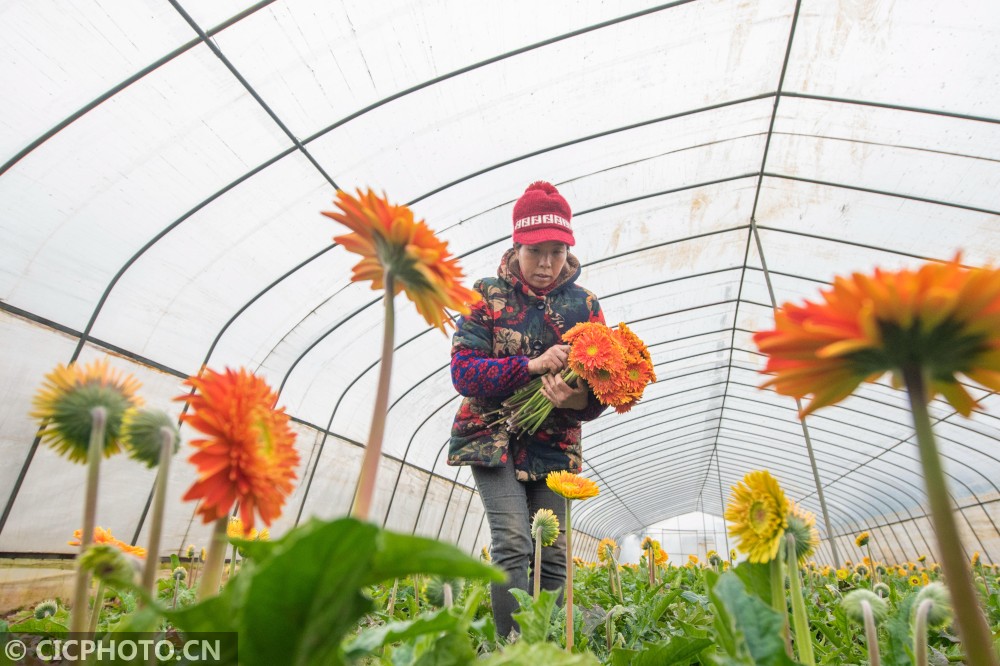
xmin=797 ymin=409 xmax=840 ymax=565
xmin=751 ymin=216 xmax=840 ymax=565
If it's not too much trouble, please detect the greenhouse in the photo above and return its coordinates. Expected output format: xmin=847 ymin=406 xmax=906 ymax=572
xmin=1 ymin=0 xmax=998 ymax=664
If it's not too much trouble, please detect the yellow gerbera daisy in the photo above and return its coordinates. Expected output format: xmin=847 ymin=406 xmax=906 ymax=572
xmin=546 ymin=471 xmax=599 ymax=500
xmin=725 ymin=470 xmax=789 ymax=563
xmin=596 ymin=537 xmax=618 ymax=563
xmin=855 ymin=532 xmax=870 ymax=547
xmin=31 ymin=359 xmax=143 ymax=463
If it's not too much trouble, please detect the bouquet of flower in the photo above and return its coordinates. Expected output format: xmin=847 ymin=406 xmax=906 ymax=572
xmin=504 ymin=322 xmax=656 ymax=434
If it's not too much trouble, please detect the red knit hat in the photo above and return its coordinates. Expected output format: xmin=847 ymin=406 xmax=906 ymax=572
xmin=512 ymin=181 xmax=575 ymax=246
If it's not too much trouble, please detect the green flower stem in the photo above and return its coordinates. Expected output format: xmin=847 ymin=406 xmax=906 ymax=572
xmin=507 ymin=370 xmax=579 ymax=435
xmin=867 ymin=544 xmax=878 ymax=585
xmin=88 ymin=580 xmax=105 ymax=635
xmin=565 ymin=498 xmax=574 ymax=652
xmin=413 ymin=575 xmax=420 ymax=617
xmin=387 ymin=578 xmax=398 ymax=616
xmin=353 ymin=272 xmax=396 ymax=521
xmin=534 ymin=536 xmax=543 ymax=599
xmin=786 ymin=535 xmax=815 ymax=666
xmin=861 ymin=600 xmax=881 ymax=666
xmin=197 ymin=517 xmax=228 ymax=600
xmin=228 ymin=537 xmax=238 ymax=579
xmin=914 ymin=598 xmax=932 ymax=666
xmin=70 ymin=406 xmax=106 ymax=633
xmin=903 ymin=364 xmax=999 ymax=666
xmin=140 ymin=427 xmax=175 ymax=602
xmin=769 ymin=548 xmax=792 ymax=658
xmin=608 ymin=556 xmax=623 ymax=604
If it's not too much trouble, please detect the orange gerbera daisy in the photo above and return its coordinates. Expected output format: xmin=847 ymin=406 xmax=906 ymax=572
xmin=753 ymin=256 xmax=1000 ymax=417
xmin=614 ymin=322 xmax=655 ymax=374
xmin=546 ymin=471 xmax=600 ymax=500
xmin=69 ymin=527 xmax=147 ymax=558
xmin=178 ymin=367 xmax=299 ymax=533
xmin=566 ymin=324 xmax=623 ymax=374
xmin=31 ymin=359 xmax=143 ymax=463
xmin=323 ymin=188 xmax=481 ymax=333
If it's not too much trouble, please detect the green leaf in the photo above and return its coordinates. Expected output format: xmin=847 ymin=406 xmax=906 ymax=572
xmin=108 ymin=605 xmax=162 ymax=633
xmin=410 ymin=631 xmax=476 ymax=666
xmin=478 ymin=641 xmax=601 ymax=665
xmin=343 ymin=608 xmax=463 ymax=660
xmin=611 ymin=636 xmax=714 ymax=666
xmin=733 ymin=561 xmax=774 ymax=605
xmin=510 ymin=587 xmax=560 ymax=644
xmin=5 ymin=616 xmax=68 ymax=633
xmin=370 ymin=529 xmax=506 ymax=584
xmin=708 ymin=571 xmax=803 ymax=666
xmin=168 ymin=518 xmax=502 ymax=666
xmin=885 ymin=591 xmax=918 ymax=666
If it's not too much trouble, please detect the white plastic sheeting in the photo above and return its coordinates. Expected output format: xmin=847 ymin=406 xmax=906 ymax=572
xmin=1 ymin=0 xmax=998 ymax=564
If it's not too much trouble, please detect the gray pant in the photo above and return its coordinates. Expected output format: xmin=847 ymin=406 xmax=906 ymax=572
xmin=472 ymin=457 xmax=567 ymax=638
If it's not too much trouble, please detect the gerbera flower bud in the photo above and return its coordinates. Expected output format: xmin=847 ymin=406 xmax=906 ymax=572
xmin=420 ymin=576 xmax=461 ymax=607
xmin=185 ymin=544 xmax=195 ymax=559
xmin=855 ymin=532 xmax=870 ymax=547
xmin=842 ymin=589 xmax=889 ymax=624
xmin=914 ymin=582 xmax=952 ymax=630
xmin=708 ymin=552 xmax=723 ymax=567
xmin=531 ymin=509 xmax=560 ymax=547
xmin=873 ymin=582 xmax=890 ymax=598
xmin=34 ymin=600 xmax=58 ymax=619
xmin=80 ymin=544 xmax=137 ymax=585
xmin=855 ymin=564 xmax=869 ymax=577
xmin=120 ymin=408 xmax=178 ymax=467
xmin=785 ymin=502 xmax=819 ymax=562
xmin=480 ymin=546 xmax=491 ymax=562
xmin=172 ymin=566 xmax=187 ymax=581
xmin=31 ymin=359 xmax=143 ymax=463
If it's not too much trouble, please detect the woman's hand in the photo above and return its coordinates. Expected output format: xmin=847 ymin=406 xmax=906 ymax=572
xmin=527 ymin=344 xmax=569 ymax=376
xmin=540 ymin=372 xmax=589 ymax=411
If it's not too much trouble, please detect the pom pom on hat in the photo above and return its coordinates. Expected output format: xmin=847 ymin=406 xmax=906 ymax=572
xmin=512 ymin=181 xmax=574 ymax=246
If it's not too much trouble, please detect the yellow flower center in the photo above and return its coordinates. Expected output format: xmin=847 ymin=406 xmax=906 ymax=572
xmin=586 ymin=344 xmax=599 ymax=357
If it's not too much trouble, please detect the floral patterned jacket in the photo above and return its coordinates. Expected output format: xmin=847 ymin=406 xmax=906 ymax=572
xmin=448 ymin=247 xmax=606 ymax=481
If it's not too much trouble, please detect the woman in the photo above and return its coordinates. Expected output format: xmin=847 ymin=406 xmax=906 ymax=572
xmin=448 ymin=181 xmax=606 ymax=638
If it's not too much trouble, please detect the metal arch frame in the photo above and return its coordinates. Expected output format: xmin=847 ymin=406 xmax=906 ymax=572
xmin=579 ymin=431 xmax=913 ymax=538
xmin=590 ymin=397 xmax=952 ymax=536
xmin=1 ymin=0 xmax=753 ymax=540
xmin=3 ymin=1 xmax=1000 ymax=553
xmin=580 ymin=452 xmax=915 ymax=550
